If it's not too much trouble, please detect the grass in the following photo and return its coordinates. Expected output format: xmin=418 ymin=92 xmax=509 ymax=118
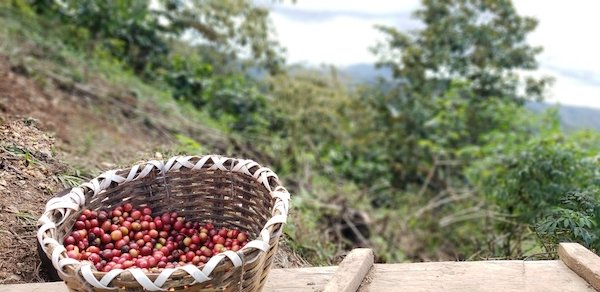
xmin=0 ymin=5 xmax=227 ymax=139
xmin=54 ymin=173 xmax=86 ymax=189
xmin=4 ymin=205 xmax=37 ymax=226
xmin=14 ymin=210 xmax=37 ymax=226
xmin=1 ymin=144 xmax=40 ymax=167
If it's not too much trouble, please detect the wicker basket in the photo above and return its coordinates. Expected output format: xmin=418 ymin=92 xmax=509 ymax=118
xmin=37 ymin=155 xmax=290 ymax=291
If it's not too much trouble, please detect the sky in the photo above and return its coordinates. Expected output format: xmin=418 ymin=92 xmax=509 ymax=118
xmin=260 ymin=0 xmax=600 ymax=109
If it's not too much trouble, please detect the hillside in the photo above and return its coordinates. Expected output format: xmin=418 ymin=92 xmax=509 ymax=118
xmin=0 ymin=9 xmax=303 ymax=284
xmin=340 ymin=63 xmax=600 ymax=132
xmin=339 ymin=63 xmax=393 ymax=84
xmin=527 ymin=102 xmax=600 ymax=132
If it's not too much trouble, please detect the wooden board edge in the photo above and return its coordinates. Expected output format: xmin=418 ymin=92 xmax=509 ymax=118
xmin=323 ymin=248 xmax=374 ymax=292
xmin=0 ymin=281 xmax=67 ymax=292
xmin=558 ymin=242 xmax=600 ymax=291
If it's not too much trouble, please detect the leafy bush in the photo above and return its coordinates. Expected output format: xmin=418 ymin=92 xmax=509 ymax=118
xmin=164 ymin=53 xmax=213 ymax=107
xmin=29 ymin=0 xmax=169 ymax=74
xmin=535 ymin=191 xmax=600 ymax=251
xmin=468 ymin=120 xmax=600 ymax=255
xmin=199 ymin=75 xmax=271 ymax=133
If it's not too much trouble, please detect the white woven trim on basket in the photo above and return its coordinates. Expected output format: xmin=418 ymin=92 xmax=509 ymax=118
xmin=76 ymin=249 xmax=245 ymax=291
xmin=37 ymin=155 xmax=290 ymax=290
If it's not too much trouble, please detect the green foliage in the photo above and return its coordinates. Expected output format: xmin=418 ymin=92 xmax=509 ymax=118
xmin=199 ymin=75 xmax=271 ymax=133
xmin=356 ymin=0 xmax=599 ymax=261
xmin=161 ymin=0 xmax=286 ymax=74
xmin=174 ymin=134 xmax=205 ymax=155
xmin=163 ymin=48 xmax=274 ymax=134
xmin=164 ymin=53 xmax=213 ymax=107
xmin=23 ymin=0 xmax=285 ymax=75
xmin=267 ymin=70 xmax=361 ymax=165
xmin=28 ymin=0 xmax=169 ymax=74
xmin=374 ymin=0 xmax=552 ymax=102
xmin=536 ymin=191 xmax=599 ymax=251
xmin=468 ymin=124 xmax=600 ymax=255
xmin=20 ymin=0 xmax=284 ymax=135
xmin=368 ymin=0 xmax=553 ymax=199
xmin=8 ymin=0 xmax=36 ymax=16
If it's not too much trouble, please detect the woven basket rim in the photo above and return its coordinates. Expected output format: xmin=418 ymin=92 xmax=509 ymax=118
xmin=37 ymin=155 xmax=290 ymax=291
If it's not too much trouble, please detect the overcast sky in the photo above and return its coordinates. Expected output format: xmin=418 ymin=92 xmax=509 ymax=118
xmin=261 ymin=0 xmax=600 ymax=109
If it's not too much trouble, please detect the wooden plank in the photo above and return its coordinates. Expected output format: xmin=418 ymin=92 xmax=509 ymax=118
xmin=559 ymin=242 xmax=600 ymax=291
xmin=323 ymin=248 xmax=374 ymax=292
xmin=265 ymin=266 xmax=337 ymax=291
xmin=0 ymin=267 xmax=338 ymax=292
xmin=4 ymin=257 xmax=597 ymax=292
xmin=0 ymin=281 xmax=66 ymax=292
xmin=362 ymin=261 xmax=595 ymax=292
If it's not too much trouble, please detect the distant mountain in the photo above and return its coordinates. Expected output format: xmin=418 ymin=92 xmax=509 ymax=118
xmin=338 ymin=63 xmax=393 ymax=83
xmin=340 ymin=63 xmax=600 ymax=132
xmin=527 ymin=102 xmax=600 ymax=132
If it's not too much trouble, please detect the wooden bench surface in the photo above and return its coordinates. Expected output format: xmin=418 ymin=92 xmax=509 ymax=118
xmin=2 ymin=243 xmax=599 ymax=292
xmin=0 ymin=267 xmax=337 ymax=292
xmin=363 ymin=260 xmax=594 ymax=292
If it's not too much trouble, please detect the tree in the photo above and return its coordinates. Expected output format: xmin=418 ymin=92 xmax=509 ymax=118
xmin=358 ymin=0 xmax=565 ymax=260
xmin=369 ymin=0 xmax=551 ymax=194
xmin=26 ymin=0 xmax=285 ymax=74
xmin=28 ymin=0 xmax=169 ymax=74
xmin=158 ymin=0 xmax=286 ymax=74
xmin=264 ymin=68 xmax=370 ymax=176
xmin=374 ymin=0 xmax=550 ymax=102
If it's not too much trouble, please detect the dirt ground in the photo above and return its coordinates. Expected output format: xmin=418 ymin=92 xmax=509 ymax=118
xmin=0 ymin=55 xmax=174 ymax=168
xmin=0 ymin=118 xmax=65 ymax=283
xmin=0 ymin=53 xmax=172 ymax=284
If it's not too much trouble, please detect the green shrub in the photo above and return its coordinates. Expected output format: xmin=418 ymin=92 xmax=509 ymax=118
xmin=468 ymin=120 xmax=600 ymax=255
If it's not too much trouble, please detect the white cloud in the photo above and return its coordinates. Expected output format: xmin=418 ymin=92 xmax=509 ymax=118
xmin=262 ymin=0 xmax=419 ymax=14
xmin=514 ymin=1 xmax=600 ymax=70
xmin=271 ymin=13 xmax=395 ymax=65
xmin=538 ymin=66 xmax=600 ymax=109
xmin=513 ymin=1 xmax=600 ymax=108
xmin=269 ymin=1 xmax=600 ymax=108
xmin=267 ymin=0 xmax=421 ymax=66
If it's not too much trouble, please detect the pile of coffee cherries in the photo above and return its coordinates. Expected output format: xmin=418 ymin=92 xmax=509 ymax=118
xmin=63 ymin=203 xmax=249 ymax=272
